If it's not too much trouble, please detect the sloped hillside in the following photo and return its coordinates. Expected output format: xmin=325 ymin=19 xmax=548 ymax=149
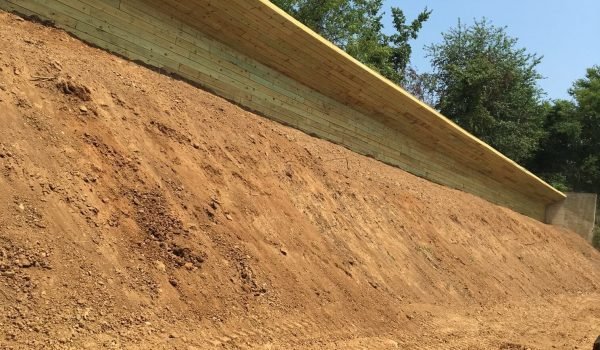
xmin=0 ymin=12 xmax=599 ymax=350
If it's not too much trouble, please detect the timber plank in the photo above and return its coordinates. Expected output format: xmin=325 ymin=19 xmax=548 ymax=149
xmin=0 ymin=0 xmax=561 ymax=220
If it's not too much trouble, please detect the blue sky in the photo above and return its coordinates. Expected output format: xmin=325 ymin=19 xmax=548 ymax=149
xmin=381 ymin=0 xmax=600 ymax=100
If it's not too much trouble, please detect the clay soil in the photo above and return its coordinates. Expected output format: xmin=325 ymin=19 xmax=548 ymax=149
xmin=0 ymin=11 xmax=599 ymax=350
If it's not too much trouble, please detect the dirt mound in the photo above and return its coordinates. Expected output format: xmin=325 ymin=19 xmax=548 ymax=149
xmin=0 ymin=12 xmax=599 ymax=350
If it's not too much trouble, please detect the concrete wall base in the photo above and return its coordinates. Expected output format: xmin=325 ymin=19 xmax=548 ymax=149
xmin=546 ymin=193 xmax=597 ymax=242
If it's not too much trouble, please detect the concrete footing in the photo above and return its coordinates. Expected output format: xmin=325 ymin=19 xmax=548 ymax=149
xmin=545 ymin=193 xmax=597 ymax=242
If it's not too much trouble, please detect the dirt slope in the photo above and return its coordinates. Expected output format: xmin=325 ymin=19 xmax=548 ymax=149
xmin=0 ymin=12 xmax=599 ymax=350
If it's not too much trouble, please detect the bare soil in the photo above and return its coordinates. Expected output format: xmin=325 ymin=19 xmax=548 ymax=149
xmin=0 ymin=11 xmax=599 ymax=350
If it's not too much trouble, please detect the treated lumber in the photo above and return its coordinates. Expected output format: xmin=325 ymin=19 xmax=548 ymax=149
xmin=0 ymin=0 xmax=560 ymax=221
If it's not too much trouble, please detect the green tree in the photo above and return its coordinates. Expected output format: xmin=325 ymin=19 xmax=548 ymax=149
xmin=425 ymin=19 xmax=546 ymax=163
xmin=270 ymin=0 xmax=431 ymax=85
xmin=402 ymin=65 xmax=437 ymax=106
xmin=531 ymin=66 xmax=600 ymax=194
xmin=570 ymin=66 xmax=600 ymax=193
xmin=529 ymin=100 xmax=581 ymax=190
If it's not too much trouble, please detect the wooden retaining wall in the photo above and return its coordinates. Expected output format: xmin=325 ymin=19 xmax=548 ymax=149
xmin=0 ymin=0 xmax=566 ymax=221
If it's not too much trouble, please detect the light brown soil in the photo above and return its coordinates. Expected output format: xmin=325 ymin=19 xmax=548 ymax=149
xmin=0 ymin=11 xmax=599 ymax=350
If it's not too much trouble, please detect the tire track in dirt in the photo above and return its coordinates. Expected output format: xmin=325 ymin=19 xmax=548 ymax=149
xmin=199 ymin=315 xmax=372 ymax=349
xmin=206 ymin=318 xmax=417 ymax=350
xmin=203 ymin=316 xmax=320 ymax=348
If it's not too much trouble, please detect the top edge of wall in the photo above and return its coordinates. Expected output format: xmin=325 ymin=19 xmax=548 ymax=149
xmin=211 ymin=0 xmax=565 ymax=204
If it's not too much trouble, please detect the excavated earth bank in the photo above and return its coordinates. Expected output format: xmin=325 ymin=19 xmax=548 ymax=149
xmin=0 ymin=11 xmax=599 ymax=350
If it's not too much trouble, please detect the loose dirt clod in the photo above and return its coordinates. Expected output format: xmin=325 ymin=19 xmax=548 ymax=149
xmin=56 ymin=77 xmax=91 ymax=101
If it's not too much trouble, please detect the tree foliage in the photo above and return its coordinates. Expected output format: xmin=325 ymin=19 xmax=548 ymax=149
xmin=571 ymin=66 xmax=600 ymax=192
xmin=270 ymin=0 xmax=430 ymax=85
xmin=531 ymin=66 xmax=600 ymax=194
xmin=425 ymin=19 xmax=546 ymax=163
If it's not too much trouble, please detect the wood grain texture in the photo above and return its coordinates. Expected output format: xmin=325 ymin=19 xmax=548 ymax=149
xmin=0 ymin=0 xmax=565 ymax=221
